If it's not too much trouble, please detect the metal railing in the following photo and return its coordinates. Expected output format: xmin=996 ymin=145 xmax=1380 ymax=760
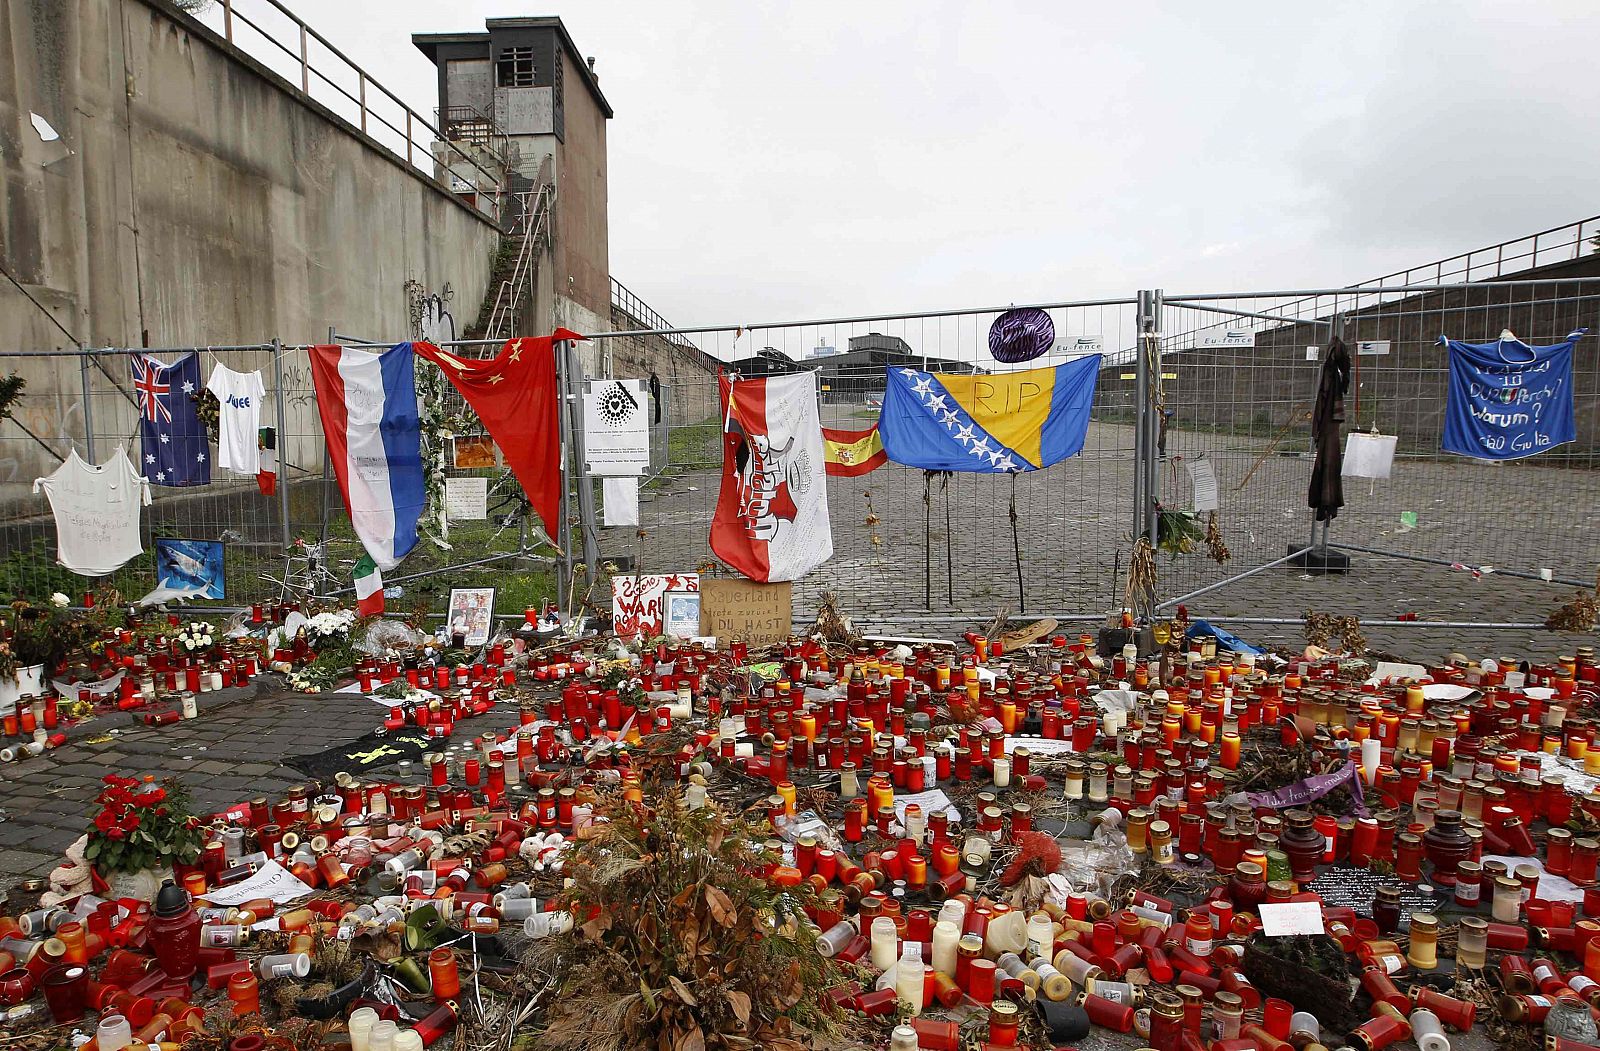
xmin=611 ymin=279 xmax=701 ymax=351
xmin=194 ymin=0 xmax=504 ymax=219
xmin=485 ymin=184 xmax=556 ymax=342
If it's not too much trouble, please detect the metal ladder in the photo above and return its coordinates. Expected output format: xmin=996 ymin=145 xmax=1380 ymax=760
xmin=484 ymin=176 xmax=556 ymax=342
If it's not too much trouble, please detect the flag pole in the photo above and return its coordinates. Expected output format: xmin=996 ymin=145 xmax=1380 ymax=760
xmin=922 ymin=471 xmax=932 ymax=609
xmin=1010 ymin=473 xmax=1025 ymax=615
xmin=943 ymin=473 xmax=953 ymax=605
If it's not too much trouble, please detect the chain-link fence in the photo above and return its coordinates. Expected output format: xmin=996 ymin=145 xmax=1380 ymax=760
xmin=2 ymin=253 xmax=1597 ymax=633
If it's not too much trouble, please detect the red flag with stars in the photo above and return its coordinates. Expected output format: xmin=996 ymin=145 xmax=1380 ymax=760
xmin=413 ymin=331 xmax=582 ymax=543
xmin=710 ymin=371 xmax=833 ymax=582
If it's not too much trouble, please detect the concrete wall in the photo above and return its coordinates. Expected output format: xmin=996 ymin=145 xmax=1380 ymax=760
xmin=0 ymin=0 xmax=500 ymax=485
xmin=553 ymin=47 xmax=610 ymax=323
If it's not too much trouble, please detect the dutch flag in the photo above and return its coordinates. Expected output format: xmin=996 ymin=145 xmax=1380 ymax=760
xmin=310 ymin=343 xmax=425 ymax=577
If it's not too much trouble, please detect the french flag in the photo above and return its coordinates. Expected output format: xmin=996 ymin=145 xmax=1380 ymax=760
xmin=310 ymin=343 xmax=425 ymax=571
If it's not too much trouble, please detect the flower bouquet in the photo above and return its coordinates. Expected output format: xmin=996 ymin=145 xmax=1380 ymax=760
xmin=175 ymin=620 xmax=216 ymax=655
xmin=84 ymin=774 xmax=206 ymax=900
xmin=306 ymin=608 xmax=358 ymax=646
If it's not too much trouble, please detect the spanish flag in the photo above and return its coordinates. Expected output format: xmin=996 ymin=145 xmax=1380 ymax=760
xmin=823 ymin=424 xmax=887 ymax=477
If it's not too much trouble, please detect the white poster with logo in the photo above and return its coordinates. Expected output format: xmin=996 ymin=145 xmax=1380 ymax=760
xmin=584 ymin=379 xmax=650 ymax=476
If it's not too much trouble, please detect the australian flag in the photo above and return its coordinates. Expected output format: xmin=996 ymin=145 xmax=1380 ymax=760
xmin=132 ymin=352 xmax=210 ymax=486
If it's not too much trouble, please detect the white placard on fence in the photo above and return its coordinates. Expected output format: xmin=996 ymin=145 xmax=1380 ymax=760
xmin=584 ymin=379 xmax=650 ymax=475
xmin=1356 ymin=340 xmax=1391 ymax=356
xmin=444 ymin=476 xmax=488 ymax=520
xmin=1197 ymin=327 xmax=1256 ymax=348
xmin=1188 ymin=455 xmax=1219 ymax=512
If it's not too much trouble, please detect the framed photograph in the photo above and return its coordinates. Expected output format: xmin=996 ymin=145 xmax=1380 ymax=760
xmin=154 ymin=538 xmax=225 ymax=600
xmin=451 ymin=435 xmax=497 ymax=469
xmin=663 ymin=590 xmax=702 ymax=639
xmin=445 ymin=587 xmax=496 ymax=647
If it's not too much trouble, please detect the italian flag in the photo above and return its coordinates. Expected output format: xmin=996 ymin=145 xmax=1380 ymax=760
xmin=354 ymin=555 xmax=384 ymax=616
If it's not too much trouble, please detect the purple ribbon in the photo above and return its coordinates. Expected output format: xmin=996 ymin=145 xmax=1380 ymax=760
xmin=1246 ymin=760 xmax=1368 ymax=816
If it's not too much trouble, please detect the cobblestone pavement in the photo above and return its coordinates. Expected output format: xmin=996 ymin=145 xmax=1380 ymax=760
xmin=2 ymin=416 xmax=1592 ymax=882
xmin=616 ymin=413 xmax=1598 ymax=663
xmin=0 ymin=682 xmax=527 ymax=883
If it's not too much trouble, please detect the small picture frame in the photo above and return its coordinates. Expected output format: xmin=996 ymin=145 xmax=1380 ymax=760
xmin=445 ymin=587 xmax=496 ymax=647
xmin=451 ymin=435 xmax=498 ymax=469
xmin=663 ymin=590 xmax=702 ymax=640
xmin=154 ymin=538 xmax=226 ymax=600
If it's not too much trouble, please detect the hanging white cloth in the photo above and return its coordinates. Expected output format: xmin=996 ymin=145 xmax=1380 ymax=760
xmin=33 ymin=446 xmax=152 ymax=576
xmin=602 ymin=477 xmax=640 ymax=527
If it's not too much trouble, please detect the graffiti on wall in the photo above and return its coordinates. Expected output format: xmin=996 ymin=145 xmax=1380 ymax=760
xmin=406 ymin=280 xmax=456 ymax=345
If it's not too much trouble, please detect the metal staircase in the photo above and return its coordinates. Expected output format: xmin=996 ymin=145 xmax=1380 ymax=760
xmin=483 ymin=173 xmax=555 ymax=343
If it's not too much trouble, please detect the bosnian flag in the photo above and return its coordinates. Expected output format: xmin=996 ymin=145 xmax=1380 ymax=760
xmin=710 ymin=371 xmax=833 ymax=582
xmin=310 ymin=343 xmax=425 ymax=572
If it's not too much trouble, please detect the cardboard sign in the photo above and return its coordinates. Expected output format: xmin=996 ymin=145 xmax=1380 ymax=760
xmin=698 ymin=578 xmax=793 ymax=647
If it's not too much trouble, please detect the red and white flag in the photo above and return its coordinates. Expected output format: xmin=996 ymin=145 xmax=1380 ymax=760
xmin=710 ymin=372 xmax=833 ymax=582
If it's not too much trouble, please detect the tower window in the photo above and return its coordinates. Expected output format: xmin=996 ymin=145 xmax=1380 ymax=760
xmin=497 ymin=46 xmax=535 ymax=87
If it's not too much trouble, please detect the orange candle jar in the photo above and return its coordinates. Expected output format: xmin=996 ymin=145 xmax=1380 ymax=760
xmin=227 ymin=972 xmax=259 ymax=1017
xmin=429 ymin=947 xmax=460 ymax=999
xmin=1220 ymin=731 xmax=1242 ymax=770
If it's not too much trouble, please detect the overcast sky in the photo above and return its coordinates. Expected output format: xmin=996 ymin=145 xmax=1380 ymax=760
xmin=219 ymin=1 xmax=1599 ymax=334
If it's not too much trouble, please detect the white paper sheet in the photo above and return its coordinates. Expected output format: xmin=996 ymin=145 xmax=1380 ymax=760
xmin=1260 ymin=901 xmax=1326 ymax=936
xmin=1188 ymin=456 xmax=1219 ymax=512
xmin=1481 ymin=854 xmax=1585 ymax=904
xmin=602 ymin=477 xmax=640 ymax=527
xmin=198 ymin=861 xmax=315 ymax=906
xmin=1343 ymin=432 xmax=1397 ymax=480
xmin=894 ymin=788 xmax=957 ymax=827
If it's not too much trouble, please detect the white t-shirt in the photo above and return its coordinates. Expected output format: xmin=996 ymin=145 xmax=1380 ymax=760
xmin=206 ymin=364 xmax=266 ymax=475
xmin=33 ymin=446 xmax=152 ymax=576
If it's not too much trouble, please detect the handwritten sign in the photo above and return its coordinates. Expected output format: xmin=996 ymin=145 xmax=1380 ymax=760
xmin=612 ymin=573 xmax=698 ymax=639
xmin=1260 ymin=901 xmax=1325 ymax=937
xmin=444 ymin=477 xmax=488 ymax=520
xmin=698 ymin=578 xmax=792 ymax=647
xmin=1441 ymin=331 xmax=1581 ymax=461
xmin=1307 ymin=866 xmax=1438 ymax=922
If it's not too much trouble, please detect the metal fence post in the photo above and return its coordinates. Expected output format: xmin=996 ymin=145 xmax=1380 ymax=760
xmin=1133 ymin=290 xmax=1152 ymax=543
xmin=271 ymin=339 xmax=292 ymax=551
xmin=554 ymin=337 xmax=575 ymax=592
xmin=1147 ymin=290 xmax=1164 ymax=549
xmin=79 ymin=349 xmax=95 ymax=461
xmin=565 ymin=340 xmax=602 ymax=579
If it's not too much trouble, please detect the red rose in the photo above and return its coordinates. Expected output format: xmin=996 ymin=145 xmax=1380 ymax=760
xmin=105 ymin=827 xmax=125 ymax=840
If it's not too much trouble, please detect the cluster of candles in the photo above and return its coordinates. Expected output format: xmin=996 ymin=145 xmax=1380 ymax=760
xmin=0 ymin=619 xmax=272 ymax=760
xmin=0 ymin=715 xmax=608 ymax=1041
xmin=683 ymin=630 xmax=1600 ymax=1049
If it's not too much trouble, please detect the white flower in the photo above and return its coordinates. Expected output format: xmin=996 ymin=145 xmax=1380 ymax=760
xmin=50 ymin=593 xmax=69 ymax=608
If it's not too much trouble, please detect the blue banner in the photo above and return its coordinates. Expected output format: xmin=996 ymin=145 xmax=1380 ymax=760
xmin=1440 ymin=329 xmax=1584 ymax=461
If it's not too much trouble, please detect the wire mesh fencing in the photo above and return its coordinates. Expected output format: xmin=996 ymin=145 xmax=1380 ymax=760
xmin=1151 ymin=272 xmax=1600 ymax=626
xmin=0 ymin=265 xmax=1596 ymax=633
xmin=588 ymin=301 xmax=1144 ymax=624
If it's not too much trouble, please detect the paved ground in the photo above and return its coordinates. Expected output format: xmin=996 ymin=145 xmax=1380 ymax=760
xmin=620 ymin=413 xmax=1598 ymax=663
xmin=0 ymin=682 xmax=528 ymax=882
xmin=2 ymin=413 xmax=1593 ymax=881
